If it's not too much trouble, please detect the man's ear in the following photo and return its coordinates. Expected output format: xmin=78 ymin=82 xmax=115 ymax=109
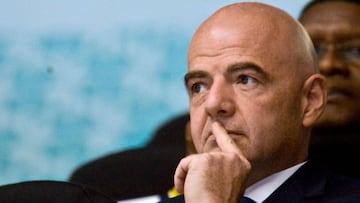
xmin=302 ymin=74 xmax=327 ymax=127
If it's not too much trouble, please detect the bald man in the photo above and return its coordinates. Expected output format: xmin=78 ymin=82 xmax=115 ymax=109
xmin=161 ymin=2 xmax=360 ymax=203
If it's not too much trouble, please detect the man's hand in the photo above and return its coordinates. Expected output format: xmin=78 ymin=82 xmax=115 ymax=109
xmin=174 ymin=122 xmax=251 ymax=203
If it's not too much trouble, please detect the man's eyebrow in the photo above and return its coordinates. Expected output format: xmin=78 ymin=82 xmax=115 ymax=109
xmin=184 ymin=62 xmax=269 ymax=85
xmin=184 ymin=70 xmax=209 ymax=85
xmin=227 ymin=62 xmax=269 ymax=80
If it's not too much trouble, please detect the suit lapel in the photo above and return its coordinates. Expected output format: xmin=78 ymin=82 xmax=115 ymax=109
xmin=264 ymin=161 xmax=329 ymax=203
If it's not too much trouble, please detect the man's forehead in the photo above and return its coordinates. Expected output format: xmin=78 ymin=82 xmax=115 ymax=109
xmin=189 ymin=19 xmax=280 ymax=57
xmin=301 ymin=2 xmax=360 ymax=27
xmin=189 ymin=3 xmax=293 ymax=56
xmin=302 ymin=12 xmax=360 ymax=41
xmin=188 ymin=25 xmax=282 ymax=71
xmin=187 ymin=2 xmax=315 ymax=78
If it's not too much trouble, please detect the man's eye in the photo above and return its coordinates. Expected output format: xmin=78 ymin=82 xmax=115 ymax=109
xmin=191 ymin=83 xmax=206 ymax=93
xmin=238 ymin=75 xmax=256 ymax=85
xmin=342 ymin=47 xmax=360 ymax=58
xmin=314 ymin=45 xmax=327 ymax=58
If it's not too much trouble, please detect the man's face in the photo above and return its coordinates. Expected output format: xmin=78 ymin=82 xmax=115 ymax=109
xmin=185 ymin=14 xmax=308 ymax=166
xmin=300 ymin=2 xmax=360 ymax=128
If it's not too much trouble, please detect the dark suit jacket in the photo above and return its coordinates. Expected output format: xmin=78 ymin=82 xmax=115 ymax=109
xmin=160 ymin=160 xmax=360 ymax=203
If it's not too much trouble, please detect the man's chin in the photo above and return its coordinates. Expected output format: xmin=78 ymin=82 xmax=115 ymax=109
xmin=313 ymin=115 xmax=360 ymax=138
xmin=315 ymin=119 xmax=346 ymax=129
xmin=315 ymin=107 xmax=358 ymax=129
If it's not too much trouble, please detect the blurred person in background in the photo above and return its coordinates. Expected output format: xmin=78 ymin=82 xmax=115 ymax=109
xmin=299 ymin=0 xmax=360 ymax=177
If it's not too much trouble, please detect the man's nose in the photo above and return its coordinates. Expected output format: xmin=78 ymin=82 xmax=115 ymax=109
xmin=318 ymin=46 xmax=350 ymax=77
xmin=205 ymin=78 xmax=235 ymax=118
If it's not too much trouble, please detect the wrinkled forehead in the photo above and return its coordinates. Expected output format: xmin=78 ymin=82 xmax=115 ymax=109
xmin=188 ymin=25 xmax=278 ymax=67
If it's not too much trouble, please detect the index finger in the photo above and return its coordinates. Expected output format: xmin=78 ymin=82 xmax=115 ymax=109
xmin=212 ymin=121 xmax=242 ymax=155
xmin=174 ymin=155 xmax=193 ymax=194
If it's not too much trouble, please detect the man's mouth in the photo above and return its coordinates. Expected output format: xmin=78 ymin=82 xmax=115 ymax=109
xmin=206 ymin=129 xmax=242 ymax=141
xmin=327 ymin=87 xmax=351 ymax=103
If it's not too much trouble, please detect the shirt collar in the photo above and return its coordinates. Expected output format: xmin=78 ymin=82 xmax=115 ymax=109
xmin=244 ymin=162 xmax=306 ymax=203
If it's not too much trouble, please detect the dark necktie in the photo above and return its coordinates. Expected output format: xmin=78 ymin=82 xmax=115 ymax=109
xmin=240 ymin=196 xmax=256 ymax=203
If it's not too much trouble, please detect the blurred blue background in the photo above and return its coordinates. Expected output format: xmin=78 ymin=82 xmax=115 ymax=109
xmin=0 ymin=0 xmax=308 ymax=185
